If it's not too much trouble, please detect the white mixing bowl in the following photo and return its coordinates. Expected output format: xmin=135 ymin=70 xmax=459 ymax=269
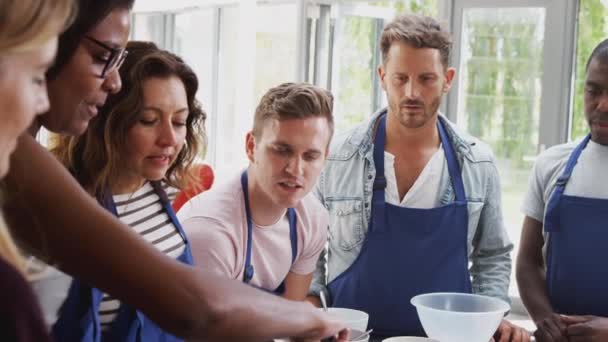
xmin=410 ymin=292 xmax=510 ymax=342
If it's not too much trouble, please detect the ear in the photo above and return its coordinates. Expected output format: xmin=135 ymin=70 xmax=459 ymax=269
xmin=378 ymin=64 xmax=387 ymax=91
xmin=443 ymin=67 xmax=456 ymax=93
xmin=245 ymin=131 xmax=256 ymax=163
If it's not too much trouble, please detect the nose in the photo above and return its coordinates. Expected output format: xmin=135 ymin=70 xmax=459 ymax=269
xmin=285 ymin=155 xmax=304 ymax=177
xmin=598 ymin=94 xmax=608 ymax=113
xmin=404 ymin=79 xmax=421 ymax=99
xmin=37 ymin=89 xmax=50 ymax=115
xmin=158 ymin=121 xmax=178 ymax=147
xmin=102 ymin=68 xmax=122 ymax=94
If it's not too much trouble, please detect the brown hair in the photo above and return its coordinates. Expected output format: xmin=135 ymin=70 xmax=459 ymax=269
xmin=380 ymin=14 xmax=452 ymax=67
xmin=52 ymin=41 xmax=206 ymax=196
xmin=251 ymin=82 xmax=334 ymax=141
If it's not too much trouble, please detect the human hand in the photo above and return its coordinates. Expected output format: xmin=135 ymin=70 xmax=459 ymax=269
xmin=492 ymin=319 xmax=531 ymax=342
xmin=561 ymin=314 xmax=608 ymax=342
xmin=533 ymin=313 xmax=568 ymax=342
xmin=291 ymin=305 xmax=349 ymax=342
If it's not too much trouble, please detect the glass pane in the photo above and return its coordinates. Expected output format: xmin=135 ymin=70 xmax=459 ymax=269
xmin=330 ymin=0 xmax=438 ymax=133
xmin=175 ymin=9 xmax=215 ymax=160
xmin=571 ymin=0 xmax=608 ymax=141
xmin=456 ymin=7 xmax=545 ymax=296
xmin=372 ymin=0 xmax=438 ymax=16
xmin=215 ymin=6 xmax=244 ymax=179
xmin=254 ymin=4 xmax=297 ymax=102
xmin=131 ymin=13 xmax=165 ymax=44
xmin=332 ymin=16 xmax=378 ymax=132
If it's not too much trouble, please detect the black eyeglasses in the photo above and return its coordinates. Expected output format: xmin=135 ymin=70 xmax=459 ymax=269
xmin=84 ymin=35 xmax=128 ymax=78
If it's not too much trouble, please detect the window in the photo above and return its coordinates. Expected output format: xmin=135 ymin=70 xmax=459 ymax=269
xmin=449 ymin=1 xmax=577 ymax=313
xmin=306 ymin=0 xmax=439 ymax=132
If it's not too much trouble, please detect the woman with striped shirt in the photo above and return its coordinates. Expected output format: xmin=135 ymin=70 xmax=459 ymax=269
xmin=51 ymin=40 xmax=206 ymax=341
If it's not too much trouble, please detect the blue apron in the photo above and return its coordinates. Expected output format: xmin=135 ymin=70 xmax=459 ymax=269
xmin=52 ymin=181 xmax=193 ymax=342
xmin=327 ymin=114 xmax=472 ymax=338
xmin=544 ymin=134 xmax=608 ymax=316
xmin=240 ymin=171 xmax=297 ymax=295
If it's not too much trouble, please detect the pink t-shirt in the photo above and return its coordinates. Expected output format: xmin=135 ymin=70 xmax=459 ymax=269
xmin=177 ymin=173 xmax=329 ymax=291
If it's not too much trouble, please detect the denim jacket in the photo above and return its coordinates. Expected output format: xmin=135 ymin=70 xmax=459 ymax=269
xmin=311 ymin=108 xmax=513 ymax=303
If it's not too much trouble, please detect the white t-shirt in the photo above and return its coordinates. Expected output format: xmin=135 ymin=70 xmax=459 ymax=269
xmin=384 ymin=145 xmax=445 ymax=208
xmin=522 ymin=138 xmax=608 ymax=223
xmin=177 ymin=172 xmax=329 ymax=291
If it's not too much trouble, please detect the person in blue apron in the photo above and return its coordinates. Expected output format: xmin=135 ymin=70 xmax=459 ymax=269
xmin=50 ymin=41 xmax=205 ymax=341
xmin=309 ymin=14 xmax=529 ymax=341
xmin=517 ymin=39 xmax=608 ymax=342
xmin=177 ymin=82 xmax=335 ymax=300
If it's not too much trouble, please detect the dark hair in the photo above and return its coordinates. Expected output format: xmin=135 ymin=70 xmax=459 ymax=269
xmin=251 ymin=82 xmax=334 ymax=140
xmin=380 ymin=14 xmax=452 ymax=67
xmin=52 ymin=40 xmax=207 ymax=195
xmin=586 ymin=38 xmax=608 ymax=70
xmin=47 ymin=0 xmax=135 ymax=80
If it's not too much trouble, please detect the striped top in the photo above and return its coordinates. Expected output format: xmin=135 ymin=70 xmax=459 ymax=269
xmin=98 ymin=182 xmax=185 ymax=330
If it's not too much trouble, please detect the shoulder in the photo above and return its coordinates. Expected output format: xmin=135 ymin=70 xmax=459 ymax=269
xmin=0 ymin=258 xmax=48 ymax=337
xmin=327 ymin=109 xmax=385 ymax=162
xmin=440 ymin=116 xmax=495 ymax=163
xmin=177 ymin=174 xmax=244 ymax=224
xmin=530 ymin=141 xmax=578 ymax=189
xmin=536 ymin=141 xmax=577 ymax=166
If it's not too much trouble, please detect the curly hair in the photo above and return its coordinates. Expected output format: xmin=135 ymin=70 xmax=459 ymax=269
xmin=52 ymin=41 xmax=207 ymax=196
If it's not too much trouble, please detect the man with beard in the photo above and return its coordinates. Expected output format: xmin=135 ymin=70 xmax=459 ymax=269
xmin=307 ymin=14 xmax=529 ymax=341
xmin=517 ymin=39 xmax=608 ymax=342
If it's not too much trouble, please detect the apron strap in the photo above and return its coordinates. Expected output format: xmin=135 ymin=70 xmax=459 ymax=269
xmin=241 ymin=170 xmax=298 ymax=284
xmin=150 ymin=181 xmax=190 ymax=245
xmin=287 ymin=208 xmax=298 ymax=263
xmin=544 ymin=134 xmax=591 ymax=232
xmin=240 ymin=171 xmax=256 ymax=283
xmin=437 ymin=118 xmax=466 ymax=203
xmin=371 ymin=114 xmax=467 ymax=232
xmin=371 ymin=114 xmax=388 ymax=233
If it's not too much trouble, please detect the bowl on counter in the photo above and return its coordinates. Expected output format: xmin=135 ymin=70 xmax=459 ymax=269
xmin=274 ymin=328 xmax=370 ymax=342
xmin=322 ymin=307 xmax=369 ymax=332
xmin=410 ymin=292 xmax=509 ymax=342
xmin=382 ymin=337 xmax=439 ymax=342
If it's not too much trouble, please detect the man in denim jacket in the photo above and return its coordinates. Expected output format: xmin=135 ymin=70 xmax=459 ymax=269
xmin=308 ymin=14 xmax=528 ymax=341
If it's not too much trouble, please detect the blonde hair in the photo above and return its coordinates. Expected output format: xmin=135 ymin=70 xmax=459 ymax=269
xmin=0 ymin=0 xmax=75 ymax=55
xmin=0 ymin=0 xmax=75 ymax=272
xmin=0 ymin=213 xmax=24 ymax=272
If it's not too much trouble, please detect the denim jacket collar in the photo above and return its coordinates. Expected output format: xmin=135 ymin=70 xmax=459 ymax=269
xmin=331 ymin=107 xmax=479 ymax=163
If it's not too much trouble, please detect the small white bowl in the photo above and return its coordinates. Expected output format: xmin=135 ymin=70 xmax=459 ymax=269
xmin=382 ymin=337 xmax=439 ymax=342
xmin=321 ymin=307 xmax=369 ymax=332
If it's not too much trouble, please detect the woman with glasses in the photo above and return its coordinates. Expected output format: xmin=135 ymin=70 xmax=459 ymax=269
xmin=1 ymin=0 xmax=349 ymax=340
xmin=50 ymin=40 xmax=206 ymax=341
xmin=0 ymin=0 xmax=74 ymax=340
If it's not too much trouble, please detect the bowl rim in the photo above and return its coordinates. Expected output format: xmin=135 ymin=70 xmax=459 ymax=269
xmin=410 ymin=292 xmax=510 ymax=315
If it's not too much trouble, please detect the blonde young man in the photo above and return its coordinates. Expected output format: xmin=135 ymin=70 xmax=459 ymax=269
xmin=179 ymin=83 xmax=334 ymax=300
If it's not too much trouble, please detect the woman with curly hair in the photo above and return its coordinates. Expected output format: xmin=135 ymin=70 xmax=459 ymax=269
xmin=51 ymin=41 xmax=206 ymax=341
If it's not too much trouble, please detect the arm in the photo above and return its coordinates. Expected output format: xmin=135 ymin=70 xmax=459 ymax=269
xmin=469 ymin=162 xmax=512 ymax=302
xmin=517 ymin=216 xmax=566 ymax=342
xmin=472 ymin=163 xmax=530 ymax=341
xmin=283 ymin=272 xmax=314 ymax=301
xmin=516 ymin=216 xmax=553 ymax=323
xmin=3 ymin=134 xmax=347 ymax=341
